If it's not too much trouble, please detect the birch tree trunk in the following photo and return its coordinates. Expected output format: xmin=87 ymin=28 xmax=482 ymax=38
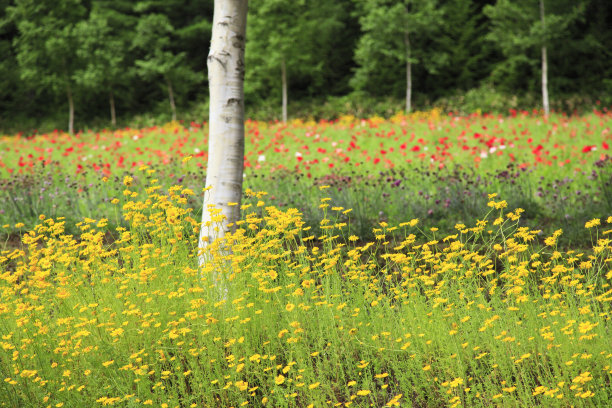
xmin=67 ymin=83 xmax=74 ymax=135
xmin=166 ymin=77 xmax=177 ymax=121
xmin=281 ymin=58 xmax=288 ymax=123
xmin=404 ymin=31 xmax=412 ymax=113
xmin=109 ymin=90 xmax=117 ymax=126
xmin=540 ymin=0 xmax=550 ymax=116
xmin=199 ymin=0 xmax=248 ymax=272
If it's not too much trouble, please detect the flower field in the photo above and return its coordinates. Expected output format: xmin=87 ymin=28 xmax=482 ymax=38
xmin=2 ymin=109 xmax=611 ymax=178
xmin=1 ymin=109 xmax=612 ymax=407
xmin=2 ymin=109 xmax=612 ymax=241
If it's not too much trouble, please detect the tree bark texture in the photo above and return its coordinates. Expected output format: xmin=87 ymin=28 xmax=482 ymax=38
xmin=540 ymin=0 xmax=550 ymax=116
xmin=67 ymin=83 xmax=74 ymax=135
xmin=166 ymin=77 xmax=177 ymax=121
xmin=404 ymin=31 xmax=412 ymax=113
xmin=281 ymin=58 xmax=287 ymax=123
xmin=199 ymin=0 xmax=248 ymax=270
xmin=109 ymin=90 xmax=117 ymax=126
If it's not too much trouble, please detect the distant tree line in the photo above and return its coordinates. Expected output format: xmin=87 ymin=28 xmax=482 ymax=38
xmin=0 ymin=0 xmax=610 ymax=132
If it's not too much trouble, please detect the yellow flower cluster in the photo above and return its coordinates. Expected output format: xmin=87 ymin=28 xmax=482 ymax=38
xmin=0 ymin=184 xmax=610 ymax=407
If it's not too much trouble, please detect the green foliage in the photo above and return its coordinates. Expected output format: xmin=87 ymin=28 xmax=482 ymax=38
xmin=0 ymin=0 xmax=610 ymax=131
xmin=73 ymin=3 xmax=134 ymax=93
xmin=9 ymin=0 xmax=86 ymax=94
xmin=132 ymin=13 xmax=195 ymax=85
xmin=484 ymin=0 xmax=586 ymax=94
xmin=435 ymin=84 xmax=520 ymax=114
xmin=245 ymin=0 xmax=345 ymax=103
xmin=8 ymin=0 xmax=88 ymax=132
xmin=429 ymin=0 xmax=495 ymax=95
xmin=351 ymin=0 xmax=445 ymax=98
xmin=0 ymin=1 xmax=22 ymax=117
xmin=131 ymin=9 xmax=200 ymax=119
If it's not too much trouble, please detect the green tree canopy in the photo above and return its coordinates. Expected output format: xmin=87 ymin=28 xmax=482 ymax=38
xmin=484 ymin=0 xmax=586 ymax=95
xmin=351 ymin=0 xmax=445 ymax=112
xmin=9 ymin=0 xmax=87 ymax=133
xmin=132 ymin=10 xmax=200 ymax=121
xmin=246 ymin=0 xmax=344 ymax=120
xmin=0 ymin=0 xmax=610 ymax=132
xmin=74 ymin=2 xmax=136 ymax=126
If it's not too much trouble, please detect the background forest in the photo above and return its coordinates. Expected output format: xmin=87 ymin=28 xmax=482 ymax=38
xmin=0 ymin=0 xmax=610 ymax=132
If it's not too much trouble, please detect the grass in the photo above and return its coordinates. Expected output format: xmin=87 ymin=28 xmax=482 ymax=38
xmin=0 ymin=171 xmax=611 ymax=407
xmin=2 ymin=156 xmax=612 ymax=251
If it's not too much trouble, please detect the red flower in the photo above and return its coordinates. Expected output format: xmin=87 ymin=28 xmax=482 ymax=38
xmin=532 ymin=144 xmax=544 ymax=155
xmin=582 ymin=145 xmax=596 ymax=153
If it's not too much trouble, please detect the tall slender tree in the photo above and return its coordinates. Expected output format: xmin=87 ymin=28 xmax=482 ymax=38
xmin=74 ymin=4 xmax=133 ymax=126
xmin=539 ymin=0 xmax=549 ymax=115
xmin=10 ymin=0 xmax=87 ymax=134
xmin=132 ymin=12 xmax=198 ymax=121
xmin=485 ymin=0 xmax=585 ymax=115
xmin=430 ymin=0 xmax=494 ymax=95
xmin=352 ymin=0 xmax=443 ymax=113
xmin=199 ymin=0 xmax=248 ymax=276
xmin=132 ymin=0 xmax=212 ymax=112
xmin=246 ymin=0 xmax=343 ymax=122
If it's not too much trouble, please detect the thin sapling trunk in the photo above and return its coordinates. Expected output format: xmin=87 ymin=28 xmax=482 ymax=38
xmin=281 ymin=58 xmax=287 ymax=123
xmin=540 ymin=0 xmax=550 ymax=116
xmin=404 ymin=31 xmax=412 ymax=113
xmin=109 ymin=90 xmax=117 ymax=126
xmin=67 ymin=83 xmax=74 ymax=135
xmin=166 ymin=77 xmax=177 ymax=121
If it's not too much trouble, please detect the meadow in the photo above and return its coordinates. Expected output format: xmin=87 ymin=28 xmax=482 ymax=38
xmin=1 ymin=109 xmax=611 ymax=407
xmin=2 ymin=108 xmax=612 ymax=244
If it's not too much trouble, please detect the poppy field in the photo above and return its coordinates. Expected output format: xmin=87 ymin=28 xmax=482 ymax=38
xmin=1 ymin=109 xmax=612 ymax=407
xmin=2 ymin=108 xmax=612 ymax=242
xmin=2 ymin=108 xmax=611 ymax=178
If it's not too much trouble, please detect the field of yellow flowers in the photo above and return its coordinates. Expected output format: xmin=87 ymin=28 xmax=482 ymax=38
xmin=1 ymin=163 xmax=611 ymax=407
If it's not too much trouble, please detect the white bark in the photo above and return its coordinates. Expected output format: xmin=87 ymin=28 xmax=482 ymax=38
xmin=404 ymin=31 xmax=412 ymax=113
xmin=281 ymin=58 xmax=287 ymax=123
xmin=67 ymin=83 xmax=74 ymax=135
xmin=541 ymin=45 xmax=549 ymax=116
xmin=199 ymin=0 xmax=248 ymax=272
xmin=109 ymin=90 xmax=117 ymax=126
xmin=540 ymin=0 xmax=550 ymax=116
